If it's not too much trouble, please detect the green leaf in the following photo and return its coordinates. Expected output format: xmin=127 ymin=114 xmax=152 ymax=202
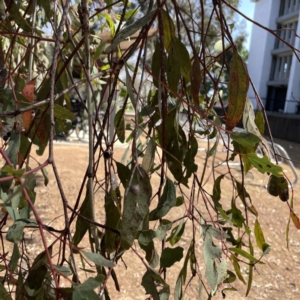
xmin=246 ymin=238 xmax=254 ymax=296
xmin=141 ymin=268 xmax=170 ymax=300
xmin=0 ymin=282 xmax=12 ymax=300
xmin=190 ymin=56 xmax=201 ymax=106
xmin=116 ymin=162 xmax=131 ymax=189
xmin=223 ymin=270 xmax=237 ymax=284
xmin=212 ymin=175 xmax=225 ymax=205
xmin=230 ymin=131 xmax=261 ymax=148
xmin=72 ymin=194 xmax=93 ymax=246
xmin=215 ymin=260 xmax=228 ymax=294
xmin=175 ymin=196 xmax=184 ymax=207
xmin=28 ymin=111 xmax=50 ymax=156
xmin=53 ymin=265 xmax=72 ymax=276
xmin=171 ymin=37 xmax=191 ymax=82
xmin=104 ymin=10 xmax=156 ymax=54
xmin=119 ymin=167 xmax=152 ymax=249
xmin=0 ymin=0 xmax=6 ymax=21
xmin=167 ymin=43 xmax=181 ymax=92
xmin=5 ymin=0 xmax=32 ymax=32
xmin=73 ymin=275 xmax=105 ymax=300
xmin=114 ymin=109 xmax=125 ymax=143
xmin=93 ymin=41 xmax=107 ymax=60
xmin=25 ymin=264 xmax=48 ymax=291
xmin=141 ymin=137 xmax=156 ymax=173
xmin=138 ymin=230 xmax=156 ymax=245
xmin=207 ymin=134 xmax=220 ymax=158
xmin=18 ymin=133 xmax=31 ymax=165
xmin=0 ymin=172 xmax=13 ymax=194
xmin=141 ymin=271 xmax=160 ymax=300
xmin=183 ymin=134 xmax=198 ymax=179
xmin=235 ymin=180 xmax=257 ymax=217
xmin=161 ymin=9 xmax=175 ymax=49
xmin=166 ymin=220 xmax=185 ymax=246
xmin=9 ymin=243 xmax=20 ymax=272
xmin=124 ymin=9 xmax=138 ymax=20
xmin=255 ymin=110 xmax=265 ymax=135
xmin=290 ymin=210 xmax=300 ymax=229
xmin=155 ymin=219 xmax=172 ymax=240
xmin=149 ymin=179 xmax=176 ymax=220
xmin=226 ymin=51 xmax=249 ymax=131
xmin=157 ymin=117 xmax=188 ymax=185
xmin=229 ymin=247 xmax=262 ymax=264
xmin=1 ymin=165 xmax=25 ymax=178
xmin=139 ymin=240 xmax=159 ymax=268
xmin=6 ymin=219 xmax=38 ymax=243
xmin=254 ymin=219 xmax=266 ymax=251
xmin=37 ymin=0 xmax=52 ymax=22
xmin=160 ymin=247 xmax=183 ymax=268
xmin=104 ymin=189 xmax=121 ymax=253
xmin=246 ymin=154 xmax=283 ymax=176
xmin=38 ymin=104 xmax=75 ymax=121
xmin=4 ymin=129 xmax=20 ymax=167
xmin=203 ymin=234 xmax=226 ymax=294
xmin=40 ymin=165 xmax=49 ymax=186
xmin=1 ymin=186 xmax=21 ymax=221
xmin=151 ymin=41 xmax=166 ymax=88
xmin=200 ymin=225 xmax=229 ymax=240
xmin=82 ymin=251 xmax=115 ymax=268
xmin=174 ymin=242 xmax=193 ymax=300
xmin=230 ymin=254 xmax=246 ymax=284
xmin=230 ymin=203 xmax=245 ymax=228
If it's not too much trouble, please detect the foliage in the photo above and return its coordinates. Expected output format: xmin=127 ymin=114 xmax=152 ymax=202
xmin=0 ymin=0 xmax=299 ymax=299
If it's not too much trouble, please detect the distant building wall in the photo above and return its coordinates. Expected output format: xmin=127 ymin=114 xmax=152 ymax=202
xmin=247 ymin=0 xmax=300 ymax=114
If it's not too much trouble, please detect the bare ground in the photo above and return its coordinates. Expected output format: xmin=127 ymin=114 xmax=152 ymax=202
xmin=1 ymin=136 xmax=300 ymax=300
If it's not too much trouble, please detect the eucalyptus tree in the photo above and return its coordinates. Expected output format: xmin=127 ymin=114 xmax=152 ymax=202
xmin=0 ymin=1 xmax=299 ymax=300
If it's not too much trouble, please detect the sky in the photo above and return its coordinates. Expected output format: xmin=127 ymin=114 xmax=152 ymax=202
xmin=238 ymin=0 xmax=256 ymax=50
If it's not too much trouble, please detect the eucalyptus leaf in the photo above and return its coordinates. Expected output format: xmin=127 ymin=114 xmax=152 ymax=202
xmin=246 ymin=154 xmax=283 ymax=177
xmin=160 ymin=247 xmax=183 ymax=268
xmin=116 ymin=162 xmax=131 ymax=189
xmin=104 ymin=189 xmax=121 ymax=253
xmin=139 ymin=240 xmax=159 ymax=268
xmin=4 ymin=130 xmax=20 ymax=167
xmin=226 ymin=51 xmax=249 ymax=131
xmin=166 ymin=220 xmax=185 ymax=246
xmin=203 ymin=234 xmax=224 ymax=293
xmin=119 ymin=167 xmax=152 ymax=249
xmin=72 ymin=194 xmax=93 ymax=247
xmin=104 ymin=10 xmax=156 ymax=54
xmin=142 ymin=137 xmax=156 ymax=173
xmin=174 ymin=242 xmax=193 ymax=300
xmin=82 ymin=251 xmax=115 ymax=268
xmin=73 ymin=275 xmax=105 ymax=300
xmin=230 ymin=131 xmax=261 ymax=148
xmin=0 ymin=282 xmax=12 ymax=300
xmin=6 ymin=219 xmax=38 ymax=243
xmin=229 ymin=247 xmax=262 ymax=264
xmin=141 ymin=268 xmax=170 ymax=300
xmin=8 ymin=243 xmax=20 ymax=272
xmin=114 ymin=109 xmax=125 ymax=143
xmin=155 ymin=219 xmax=172 ymax=240
xmin=149 ymin=179 xmax=176 ymax=220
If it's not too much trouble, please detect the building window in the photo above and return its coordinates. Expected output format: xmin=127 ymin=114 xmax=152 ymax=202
xmin=275 ymin=20 xmax=298 ymax=48
xmin=271 ymin=54 xmax=293 ymax=81
xmin=279 ymin=0 xmax=300 ymax=15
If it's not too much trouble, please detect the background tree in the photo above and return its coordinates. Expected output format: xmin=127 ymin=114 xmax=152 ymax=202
xmin=0 ymin=0 xmax=299 ymax=299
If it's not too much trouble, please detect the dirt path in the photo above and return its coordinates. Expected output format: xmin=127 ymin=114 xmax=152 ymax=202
xmin=2 ymin=138 xmax=300 ymax=299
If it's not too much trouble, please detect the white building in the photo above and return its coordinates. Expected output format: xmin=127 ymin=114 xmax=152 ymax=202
xmin=247 ymin=0 xmax=300 ymax=113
